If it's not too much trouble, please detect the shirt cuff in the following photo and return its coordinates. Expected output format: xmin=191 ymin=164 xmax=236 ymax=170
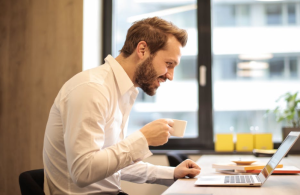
xmin=124 ymin=131 xmax=153 ymax=162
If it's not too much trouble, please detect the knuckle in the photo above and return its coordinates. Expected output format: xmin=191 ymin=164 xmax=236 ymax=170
xmin=164 ymin=125 xmax=169 ymax=130
xmin=164 ymin=132 xmax=169 ymax=137
xmin=162 ymin=119 xmax=168 ymax=124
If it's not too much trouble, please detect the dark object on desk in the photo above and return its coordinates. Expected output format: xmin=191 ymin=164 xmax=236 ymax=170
xmin=253 ymin=149 xmax=288 ymax=157
xmin=283 ymin=128 xmax=300 ymax=153
xmin=118 ymin=192 xmax=129 ymax=195
xmin=166 ymin=151 xmax=189 ymax=167
xmin=19 ymin=169 xmax=45 ymax=195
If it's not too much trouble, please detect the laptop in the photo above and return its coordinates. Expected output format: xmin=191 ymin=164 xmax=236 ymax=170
xmin=195 ymin=131 xmax=300 ymax=187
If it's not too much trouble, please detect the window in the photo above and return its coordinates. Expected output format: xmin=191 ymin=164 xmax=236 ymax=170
xmin=213 ymin=4 xmax=236 ymax=27
xmin=290 ymin=57 xmax=298 ymax=78
xmin=104 ymin=0 xmax=212 ymax=149
xmin=113 ymin=0 xmax=199 ymax=139
xmin=266 ymin=4 xmax=282 ymax=25
xmin=212 ymin=0 xmax=300 ymax=142
xmin=212 ymin=4 xmax=250 ymax=27
xmin=287 ymin=4 xmax=296 ymax=25
xmin=103 ymin=0 xmax=300 ymax=150
xmin=269 ymin=57 xmax=284 ymax=78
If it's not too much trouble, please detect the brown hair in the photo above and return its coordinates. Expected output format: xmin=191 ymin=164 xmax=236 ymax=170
xmin=120 ymin=17 xmax=188 ymax=58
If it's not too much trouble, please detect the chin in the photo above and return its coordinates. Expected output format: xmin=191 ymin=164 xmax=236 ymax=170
xmin=145 ymin=90 xmax=156 ymax=96
xmin=143 ymin=87 xmax=158 ymax=96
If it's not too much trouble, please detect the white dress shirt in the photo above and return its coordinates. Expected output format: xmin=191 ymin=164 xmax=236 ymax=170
xmin=43 ymin=55 xmax=175 ymax=195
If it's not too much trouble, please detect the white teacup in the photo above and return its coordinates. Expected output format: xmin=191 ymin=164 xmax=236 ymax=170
xmin=171 ymin=119 xmax=187 ymax=137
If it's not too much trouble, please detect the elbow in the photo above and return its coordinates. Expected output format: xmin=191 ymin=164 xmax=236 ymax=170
xmin=71 ymin=167 xmax=95 ymax=188
xmin=74 ymin=177 xmax=92 ymax=188
xmin=70 ymin=164 xmax=92 ymax=188
xmin=69 ymin=150 xmax=113 ymax=187
xmin=71 ymin=169 xmax=94 ymax=188
xmin=73 ymin=172 xmax=108 ymax=188
xmin=70 ymin=165 xmax=107 ymax=188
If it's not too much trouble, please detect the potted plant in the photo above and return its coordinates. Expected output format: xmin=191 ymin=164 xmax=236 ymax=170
xmin=267 ymin=91 xmax=300 ymax=152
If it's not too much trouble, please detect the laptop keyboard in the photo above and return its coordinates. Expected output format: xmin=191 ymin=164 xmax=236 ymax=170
xmin=224 ymin=175 xmax=255 ymax=184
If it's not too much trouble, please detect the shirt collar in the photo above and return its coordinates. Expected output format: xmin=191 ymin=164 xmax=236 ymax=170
xmin=105 ymin=55 xmax=136 ymax=96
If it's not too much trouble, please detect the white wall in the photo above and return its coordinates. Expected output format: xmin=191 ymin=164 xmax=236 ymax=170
xmin=82 ymin=0 xmax=102 ymax=70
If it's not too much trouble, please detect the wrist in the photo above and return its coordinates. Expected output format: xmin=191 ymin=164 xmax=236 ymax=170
xmin=139 ymin=130 xmax=150 ymax=145
xmin=173 ymin=174 xmax=178 ymax=181
xmin=173 ymin=168 xmax=178 ymax=181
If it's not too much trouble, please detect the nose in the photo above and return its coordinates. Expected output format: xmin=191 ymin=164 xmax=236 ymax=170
xmin=166 ymin=69 xmax=174 ymax=81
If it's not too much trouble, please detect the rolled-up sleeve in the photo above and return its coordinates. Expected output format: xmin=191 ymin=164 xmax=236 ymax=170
xmin=59 ymin=82 xmax=152 ymax=188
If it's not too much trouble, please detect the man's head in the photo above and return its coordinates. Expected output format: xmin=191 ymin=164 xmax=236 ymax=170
xmin=120 ymin=17 xmax=187 ymax=58
xmin=120 ymin=17 xmax=188 ymax=96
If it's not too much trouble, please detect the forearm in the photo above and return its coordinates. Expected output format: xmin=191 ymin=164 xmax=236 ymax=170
xmin=121 ymin=161 xmax=175 ymax=186
xmin=69 ymin=131 xmax=152 ymax=187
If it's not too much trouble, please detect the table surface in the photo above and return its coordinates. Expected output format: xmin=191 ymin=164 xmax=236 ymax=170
xmin=162 ymin=154 xmax=300 ymax=195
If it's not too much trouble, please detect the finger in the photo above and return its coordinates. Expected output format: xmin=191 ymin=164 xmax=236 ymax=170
xmin=186 ymin=168 xmax=201 ymax=178
xmin=165 ymin=118 xmax=174 ymax=127
xmin=190 ymin=162 xmax=201 ymax=170
xmin=168 ymin=131 xmax=171 ymax=138
xmin=185 ymin=160 xmax=201 ymax=170
xmin=169 ymin=127 xmax=174 ymax=136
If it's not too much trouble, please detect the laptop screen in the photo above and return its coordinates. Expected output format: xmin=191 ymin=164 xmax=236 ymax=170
xmin=258 ymin=132 xmax=300 ymax=183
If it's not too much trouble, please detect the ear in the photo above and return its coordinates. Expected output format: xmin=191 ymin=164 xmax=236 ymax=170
xmin=136 ymin=41 xmax=148 ymax=59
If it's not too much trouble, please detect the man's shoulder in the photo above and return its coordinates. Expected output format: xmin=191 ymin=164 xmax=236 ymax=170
xmin=65 ymin=63 xmax=112 ymax=87
xmin=58 ymin=64 xmax=116 ymax=100
xmin=88 ymin=63 xmax=113 ymax=85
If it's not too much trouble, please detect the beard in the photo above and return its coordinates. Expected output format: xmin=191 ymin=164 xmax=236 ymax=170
xmin=134 ymin=55 xmax=165 ymax=96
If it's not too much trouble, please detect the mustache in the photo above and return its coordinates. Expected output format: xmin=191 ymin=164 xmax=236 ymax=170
xmin=158 ymin=75 xmax=167 ymax=82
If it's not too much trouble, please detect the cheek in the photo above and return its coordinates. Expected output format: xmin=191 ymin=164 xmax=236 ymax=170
xmin=153 ymin=63 xmax=166 ymax=75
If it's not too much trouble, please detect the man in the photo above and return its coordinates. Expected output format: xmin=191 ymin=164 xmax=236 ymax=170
xmin=43 ymin=17 xmax=201 ymax=195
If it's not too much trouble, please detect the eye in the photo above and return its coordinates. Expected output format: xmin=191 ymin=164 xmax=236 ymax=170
xmin=166 ymin=62 xmax=173 ymax=67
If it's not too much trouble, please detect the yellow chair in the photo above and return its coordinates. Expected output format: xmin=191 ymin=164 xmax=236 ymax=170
xmin=215 ymin=134 xmax=234 ymax=152
xmin=236 ymin=133 xmax=254 ymax=151
xmin=254 ymin=133 xmax=273 ymax=150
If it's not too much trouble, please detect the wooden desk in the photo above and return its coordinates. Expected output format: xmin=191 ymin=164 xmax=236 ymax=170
xmin=162 ymin=155 xmax=300 ymax=195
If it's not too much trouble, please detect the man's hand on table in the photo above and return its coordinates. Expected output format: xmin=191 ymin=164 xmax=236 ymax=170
xmin=174 ymin=159 xmax=201 ymax=180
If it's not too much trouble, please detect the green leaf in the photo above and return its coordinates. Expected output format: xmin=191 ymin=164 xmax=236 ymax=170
xmin=276 ymin=92 xmax=290 ymax=102
xmin=273 ymin=107 xmax=280 ymax=113
xmin=286 ymin=114 xmax=294 ymax=121
xmin=277 ymin=116 xmax=285 ymax=122
xmin=267 ymin=91 xmax=300 ymax=127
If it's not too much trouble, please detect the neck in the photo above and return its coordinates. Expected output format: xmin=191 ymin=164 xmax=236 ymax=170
xmin=115 ymin=53 xmax=139 ymax=86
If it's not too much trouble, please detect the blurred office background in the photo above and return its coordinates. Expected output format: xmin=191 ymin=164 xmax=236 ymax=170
xmin=1 ymin=0 xmax=299 ymax=195
xmin=112 ymin=0 xmax=300 ymax=142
